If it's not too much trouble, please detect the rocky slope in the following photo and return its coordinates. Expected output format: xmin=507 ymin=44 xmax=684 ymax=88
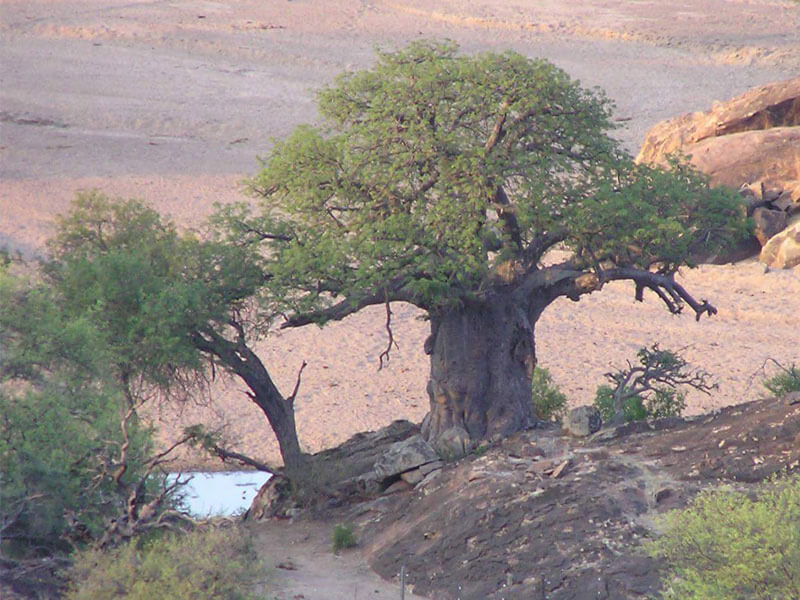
xmin=251 ymin=394 xmax=800 ymax=599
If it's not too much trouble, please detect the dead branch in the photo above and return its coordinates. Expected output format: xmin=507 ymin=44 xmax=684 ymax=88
xmin=378 ymin=296 xmax=399 ymax=370
xmin=286 ymin=360 xmax=307 ymax=407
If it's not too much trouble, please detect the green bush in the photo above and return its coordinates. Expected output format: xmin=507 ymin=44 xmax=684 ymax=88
xmin=594 ymin=385 xmax=648 ymax=423
xmin=646 ymin=475 xmax=800 ymax=600
xmin=593 ymin=345 xmax=707 ymax=424
xmin=530 ymin=367 xmax=568 ymax=421
xmin=763 ymin=363 xmax=800 ymax=397
xmin=332 ymin=523 xmax=357 ymax=554
xmin=65 ymin=526 xmax=262 ymax=600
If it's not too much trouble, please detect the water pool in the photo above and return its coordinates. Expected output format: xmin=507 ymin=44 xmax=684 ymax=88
xmin=168 ymin=471 xmax=271 ymax=517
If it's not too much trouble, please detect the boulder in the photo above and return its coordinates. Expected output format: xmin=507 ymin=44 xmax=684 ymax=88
xmin=373 ymin=435 xmax=439 ymax=480
xmin=760 ymin=221 xmax=800 ymax=269
xmin=636 ymin=77 xmax=800 ymax=165
xmin=752 ymin=206 xmax=788 ymax=246
xmin=684 ymin=127 xmax=800 ymax=190
xmin=431 ymin=426 xmax=473 ymax=461
xmin=563 ymin=406 xmax=602 ymax=437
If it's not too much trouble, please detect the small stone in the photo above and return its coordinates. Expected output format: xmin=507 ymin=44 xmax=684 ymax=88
xmin=374 ymin=435 xmax=439 ymax=480
xmin=550 ymin=459 xmax=570 ymax=479
xmin=418 ymin=460 xmax=444 ymax=475
xmin=432 ymin=426 xmax=473 ymax=461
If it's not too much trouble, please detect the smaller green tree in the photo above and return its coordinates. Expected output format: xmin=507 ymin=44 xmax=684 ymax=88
xmin=0 ymin=258 xmax=191 ymax=592
xmin=530 ymin=367 xmax=567 ymax=421
xmin=594 ymin=344 xmax=715 ymax=424
xmin=646 ymin=475 xmax=800 ymax=600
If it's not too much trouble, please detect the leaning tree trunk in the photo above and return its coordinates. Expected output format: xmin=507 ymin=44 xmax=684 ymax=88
xmin=421 ymin=292 xmax=537 ymax=443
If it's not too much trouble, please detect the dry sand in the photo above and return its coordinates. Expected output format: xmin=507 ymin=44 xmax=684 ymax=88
xmin=2 ymin=0 xmax=799 ymax=467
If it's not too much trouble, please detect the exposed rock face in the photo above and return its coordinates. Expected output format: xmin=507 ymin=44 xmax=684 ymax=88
xmin=685 ymin=127 xmax=800 ymax=191
xmin=636 ymin=77 xmax=800 ymax=166
xmin=353 ymin=398 xmax=800 ymax=600
xmin=563 ymin=405 xmax=602 ymax=437
xmin=373 ymin=435 xmax=439 ymax=481
xmin=760 ymin=221 xmax=800 ymax=269
xmin=636 ymin=77 xmax=800 ymax=265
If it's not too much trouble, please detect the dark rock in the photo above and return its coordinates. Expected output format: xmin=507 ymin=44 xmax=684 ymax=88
xmin=752 ymin=207 xmax=788 ymax=246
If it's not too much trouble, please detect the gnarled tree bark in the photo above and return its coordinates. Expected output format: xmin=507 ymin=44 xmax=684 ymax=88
xmin=421 ymin=292 xmax=536 ymax=441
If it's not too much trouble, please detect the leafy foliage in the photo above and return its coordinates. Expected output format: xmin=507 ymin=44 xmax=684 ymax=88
xmin=647 ymin=475 xmax=800 ymax=600
xmin=530 ymin=366 xmax=568 ymax=421
xmin=0 ymin=263 xmax=162 ymax=557
xmin=229 ymin=41 xmax=747 ymax=321
xmin=331 ymin=523 xmax=357 ymax=554
xmin=593 ymin=345 xmax=713 ymax=423
xmin=65 ymin=526 xmax=262 ymax=600
xmin=46 ymin=191 xmax=263 ymax=394
xmin=763 ymin=362 xmax=800 ymax=397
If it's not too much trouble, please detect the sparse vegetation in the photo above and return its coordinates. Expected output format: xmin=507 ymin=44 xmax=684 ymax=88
xmin=331 ymin=524 xmax=357 ymax=553
xmin=531 ymin=366 xmax=568 ymax=421
xmin=65 ymin=526 xmax=262 ymax=600
xmin=647 ymin=475 xmax=800 ymax=600
xmin=594 ymin=345 xmax=714 ymax=424
xmin=763 ymin=361 xmax=800 ymax=397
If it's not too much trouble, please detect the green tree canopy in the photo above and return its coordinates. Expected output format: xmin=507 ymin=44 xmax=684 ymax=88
xmin=223 ymin=41 xmax=747 ymax=441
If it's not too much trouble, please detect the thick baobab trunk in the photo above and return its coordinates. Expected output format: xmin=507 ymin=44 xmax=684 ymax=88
xmin=421 ymin=293 xmax=537 ymax=442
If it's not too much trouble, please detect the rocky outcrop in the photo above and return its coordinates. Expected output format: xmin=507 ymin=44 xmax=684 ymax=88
xmin=760 ymin=220 xmax=800 ymax=269
xmin=636 ymin=77 xmax=800 ymax=166
xmin=353 ymin=397 xmax=800 ymax=600
xmin=636 ymin=77 xmax=800 ymax=266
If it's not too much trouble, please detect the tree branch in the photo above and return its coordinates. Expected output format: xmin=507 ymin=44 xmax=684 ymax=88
xmin=378 ymin=297 xmax=399 ymax=370
xmin=602 ymin=267 xmax=717 ymax=321
xmin=286 ymin=360 xmax=307 ymax=408
xmin=520 ymin=263 xmax=717 ymax=324
xmin=280 ymin=279 xmax=419 ymax=329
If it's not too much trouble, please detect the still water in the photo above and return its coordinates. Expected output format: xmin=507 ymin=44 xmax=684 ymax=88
xmin=168 ymin=471 xmax=271 ymax=517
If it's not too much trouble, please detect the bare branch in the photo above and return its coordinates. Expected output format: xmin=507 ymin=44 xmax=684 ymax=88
xmin=281 ymin=279 xmax=419 ymax=329
xmin=286 ymin=360 xmax=307 ymax=407
xmin=602 ymin=268 xmax=717 ymax=321
xmin=378 ymin=297 xmax=399 ymax=370
xmin=203 ymin=445 xmax=277 ymax=474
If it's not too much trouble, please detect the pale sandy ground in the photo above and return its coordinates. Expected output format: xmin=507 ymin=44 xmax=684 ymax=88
xmin=250 ymin=519 xmax=427 ymax=600
xmin=2 ymin=0 xmax=799 ymax=469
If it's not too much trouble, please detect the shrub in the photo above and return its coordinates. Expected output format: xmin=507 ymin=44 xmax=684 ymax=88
xmin=332 ymin=524 xmax=357 ymax=554
xmin=65 ymin=525 xmax=262 ymax=600
xmin=594 ymin=385 xmax=648 ymax=423
xmin=594 ymin=345 xmax=711 ymax=424
xmin=763 ymin=362 xmax=800 ymax=397
xmin=530 ymin=366 xmax=568 ymax=421
xmin=646 ymin=475 xmax=800 ymax=600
